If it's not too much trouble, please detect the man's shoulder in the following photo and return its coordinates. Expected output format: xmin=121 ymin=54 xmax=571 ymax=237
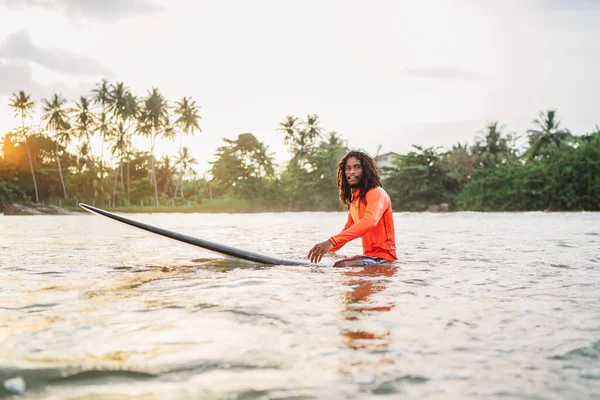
xmin=365 ymin=186 xmax=390 ymax=200
xmin=366 ymin=186 xmax=388 ymax=194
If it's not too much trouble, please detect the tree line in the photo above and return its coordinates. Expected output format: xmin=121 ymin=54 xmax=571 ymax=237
xmin=1 ymin=80 xmax=599 ymax=212
xmin=1 ymin=81 xmax=200 ymax=209
xmin=385 ymin=115 xmax=599 ymax=211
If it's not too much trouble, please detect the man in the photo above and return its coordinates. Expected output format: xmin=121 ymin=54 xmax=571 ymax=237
xmin=308 ymin=150 xmax=397 ymax=267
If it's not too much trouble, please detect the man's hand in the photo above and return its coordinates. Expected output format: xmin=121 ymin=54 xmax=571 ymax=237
xmin=308 ymin=240 xmax=334 ymax=264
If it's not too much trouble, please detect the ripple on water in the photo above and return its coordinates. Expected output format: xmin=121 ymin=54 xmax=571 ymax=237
xmin=401 ymin=279 xmax=429 ymax=286
xmin=53 ymin=369 xmax=157 ymax=383
xmin=0 ymin=303 xmax=58 ymax=312
xmin=371 ymin=375 xmax=429 ymax=394
xmin=579 ymin=368 xmax=600 ymax=380
xmin=549 ymin=340 xmax=600 ymax=361
xmin=0 ymin=368 xmax=157 ymax=397
xmin=0 ymin=359 xmax=288 ymax=398
xmin=550 ymin=263 xmax=574 ymax=269
xmin=555 ymin=242 xmax=576 ymax=248
xmin=445 ymin=319 xmax=477 ymax=329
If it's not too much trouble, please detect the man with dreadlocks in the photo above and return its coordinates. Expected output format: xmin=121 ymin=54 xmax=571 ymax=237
xmin=308 ymin=150 xmax=397 ymax=267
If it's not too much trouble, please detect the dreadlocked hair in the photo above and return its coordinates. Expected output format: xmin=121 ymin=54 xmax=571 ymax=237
xmin=336 ymin=150 xmax=382 ymax=210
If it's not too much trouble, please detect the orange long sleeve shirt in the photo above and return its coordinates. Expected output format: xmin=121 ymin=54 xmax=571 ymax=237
xmin=329 ymin=187 xmax=397 ymax=261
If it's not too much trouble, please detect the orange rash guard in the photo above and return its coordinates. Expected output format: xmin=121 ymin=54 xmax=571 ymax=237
xmin=329 ymin=187 xmax=397 ymax=261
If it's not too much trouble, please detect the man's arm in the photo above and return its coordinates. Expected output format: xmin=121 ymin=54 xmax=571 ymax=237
xmin=307 ymin=211 xmax=354 ymax=263
xmin=330 ymin=212 xmax=354 ymax=252
xmin=328 ymin=188 xmax=389 ymax=249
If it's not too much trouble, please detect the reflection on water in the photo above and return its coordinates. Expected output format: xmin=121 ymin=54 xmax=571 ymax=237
xmin=1 ymin=211 xmax=600 ymax=398
xmin=340 ymin=265 xmax=397 ymax=351
xmin=336 ymin=264 xmax=402 ymax=393
xmin=191 ymin=257 xmax=272 ymax=272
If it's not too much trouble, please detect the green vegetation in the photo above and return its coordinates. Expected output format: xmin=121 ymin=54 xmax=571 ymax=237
xmin=1 ymin=81 xmax=599 ymax=212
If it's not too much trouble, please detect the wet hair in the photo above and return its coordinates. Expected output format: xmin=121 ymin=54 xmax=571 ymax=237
xmin=337 ymin=150 xmax=381 ymax=209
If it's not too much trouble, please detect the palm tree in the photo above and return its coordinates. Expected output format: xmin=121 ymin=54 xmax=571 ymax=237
xmin=254 ymin=141 xmax=275 ymax=179
xmin=174 ymin=146 xmax=198 ymax=197
xmin=277 ymin=114 xmax=323 ymax=169
xmin=91 ymin=79 xmax=112 ymax=181
xmin=109 ymin=122 xmax=134 ymax=206
xmin=278 ymin=115 xmax=299 ymax=146
xmin=526 ymin=110 xmax=570 ymax=159
xmin=162 ymin=113 xmax=177 ymax=141
xmin=71 ymin=96 xmax=99 ymax=203
xmin=108 ymin=82 xmax=128 ymax=119
xmin=174 ymin=97 xmax=201 ymax=197
xmin=71 ymin=96 xmax=96 ymax=166
xmin=8 ymin=91 xmax=39 ymax=202
xmin=41 ymin=93 xmax=71 ymax=199
xmin=156 ymin=155 xmax=178 ymax=196
xmin=472 ymin=121 xmax=517 ymax=168
xmin=138 ymin=87 xmax=169 ymax=207
xmin=300 ymin=114 xmax=325 ymax=143
xmin=109 ymin=83 xmax=138 ymax=205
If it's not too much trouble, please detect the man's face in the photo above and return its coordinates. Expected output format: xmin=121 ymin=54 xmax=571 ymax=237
xmin=345 ymin=156 xmax=363 ymax=188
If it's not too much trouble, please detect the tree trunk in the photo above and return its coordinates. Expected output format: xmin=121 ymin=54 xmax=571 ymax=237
xmin=98 ymin=132 xmax=105 ymax=206
xmin=55 ymin=141 xmax=68 ymax=199
xmin=120 ymin=161 xmax=124 ymax=200
xmin=179 ymin=134 xmax=184 ymax=198
xmin=119 ymin=143 xmax=125 ymax=206
xmin=150 ymin=133 xmax=159 ymax=207
xmin=85 ymin=134 xmax=99 ymax=204
xmin=112 ymin=166 xmax=119 ymax=207
xmin=127 ymin=160 xmax=131 ymax=206
xmin=25 ymin=137 xmax=39 ymax=203
xmin=174 ymin=175 xmax=180 ymax=198
xmin=180 ymin=168 xmax=185 ymax=198
xmin=22 ymin=115 xmax=39 ymax=203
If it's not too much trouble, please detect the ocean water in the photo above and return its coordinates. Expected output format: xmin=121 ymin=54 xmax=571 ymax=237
xmin=0 ymin=211 xmax=599 ymax=399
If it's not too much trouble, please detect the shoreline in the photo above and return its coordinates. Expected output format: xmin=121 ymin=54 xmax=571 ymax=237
xmin=2 ymin=202 xmax=596 ymax=215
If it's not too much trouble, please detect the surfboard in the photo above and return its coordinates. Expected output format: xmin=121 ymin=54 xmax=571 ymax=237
xmin=79 ymin=203 xmax=308 ymax=266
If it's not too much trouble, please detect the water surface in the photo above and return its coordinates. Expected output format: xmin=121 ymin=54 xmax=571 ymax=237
xmin=1 ymin=211 xmax=599 ymax=399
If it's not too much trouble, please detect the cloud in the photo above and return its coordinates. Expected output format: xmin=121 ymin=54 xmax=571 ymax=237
xmin=402 ymin=66 xmax=481 ymax=81
xmin=1 ymin=0 xmax=165 ymax=22
xmin=0 ymin=29 xmax=113 ymax=77
xmin=0 ymin=60 xmax=94 ymax=101
xmin=546 ymin=0 xmax=600 ymax=10
xmin=0 ymin=60 xmax=35 ymax=96
xmin=1 ymin=0 xmax=53 ymax=10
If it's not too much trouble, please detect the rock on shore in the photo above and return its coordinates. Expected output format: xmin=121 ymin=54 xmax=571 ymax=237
xmin=428 ymin=203 xmax=452 ymax=212
xmin=3 ymin=203 xmax=78 ymax=215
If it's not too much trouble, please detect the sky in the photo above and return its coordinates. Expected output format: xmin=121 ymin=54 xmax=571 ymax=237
xmin=0 ymin=0 xmax=599 ymax=175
